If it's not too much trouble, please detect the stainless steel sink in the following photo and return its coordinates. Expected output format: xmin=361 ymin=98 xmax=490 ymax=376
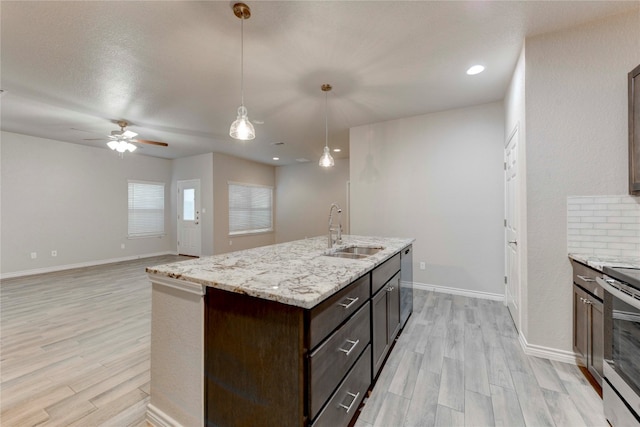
xmin=323 ymin=245 xmax=384 ymax=260
xmin=324 ymin=252 xmax=368 ymax=260
xmin=337 ymin=246 xmax=384 ymax=256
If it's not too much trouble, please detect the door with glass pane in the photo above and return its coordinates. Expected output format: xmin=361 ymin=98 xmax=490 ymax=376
xmin=177 ymin=179 xmax=201 ymax=257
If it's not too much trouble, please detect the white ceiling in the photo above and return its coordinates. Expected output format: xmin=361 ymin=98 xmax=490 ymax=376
xmin=1 ymin=1 xmax=637 ymax=165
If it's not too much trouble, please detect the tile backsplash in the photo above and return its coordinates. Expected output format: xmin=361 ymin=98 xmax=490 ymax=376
xmin=567 ymin=195 xmax=640 ymax=257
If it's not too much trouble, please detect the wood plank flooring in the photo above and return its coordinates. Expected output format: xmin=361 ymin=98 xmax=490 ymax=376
xmin=0 ymin=255 xmax=188 ymax=427
xmin=355 ymin=290 xmax=607 ymax=427
xmin=1 ymin=257 xmax=606 ymax=426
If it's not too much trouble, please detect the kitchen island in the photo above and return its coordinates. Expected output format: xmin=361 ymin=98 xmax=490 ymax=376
xmin=145 ymin=235 xmax=414 ymax=427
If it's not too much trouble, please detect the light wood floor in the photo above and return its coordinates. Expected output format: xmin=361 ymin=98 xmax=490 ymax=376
xmin=0 ymin=255 xmax=188 ymax=427
xmin=1 ymin=257 xmax=605 ymax=426
xmin=355 ymin=290 xmax=607 ymax=427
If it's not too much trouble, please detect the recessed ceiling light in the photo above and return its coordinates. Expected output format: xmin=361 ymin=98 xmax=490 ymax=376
xmin=333 ymin=148 xmax=341 ymax=152
xmin=254 ymin=120 xmax=265 ymax=125
xmin=466 ymin=65 xmax=485 ymax=75
xmin=272 ymin=157 xmax=280 ymax=161
xmin=296 ymin=158 xmax=310 ymax=163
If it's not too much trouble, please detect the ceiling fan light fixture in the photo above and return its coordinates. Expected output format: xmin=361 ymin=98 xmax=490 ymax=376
xmin=319 ymin=84 xmax=334 ymax=168
xmin=229 ymin=3 xmax=255 ymax=141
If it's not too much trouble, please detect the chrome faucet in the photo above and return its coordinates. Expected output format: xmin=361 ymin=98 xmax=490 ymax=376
xmin=328 ymin=203 xmax=343 ymax=248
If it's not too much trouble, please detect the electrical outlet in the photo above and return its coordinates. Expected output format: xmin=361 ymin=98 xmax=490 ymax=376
xmin=121 ymin=243 xmax=125 ymax=249
xmin=419 ymin=261 xmax=426 ymax=270
xmin=30 ymin=252 xmax=37 ymax=259
xmin=229 ymin=240 xmax=233 ymax=246
xmin=51 ymin=250 xmax=57 ymax=257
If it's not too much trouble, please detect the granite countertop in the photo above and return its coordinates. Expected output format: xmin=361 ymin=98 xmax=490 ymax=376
xmin=568 ymin=253 xmax=640 ymax=272
xmin=147 ymin=235 xmax=414 ymax=309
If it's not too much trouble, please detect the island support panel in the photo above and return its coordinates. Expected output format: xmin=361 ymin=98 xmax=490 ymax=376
xmin=147 ymin=281 xmax=206 ymax=427
xmin=204 ymin=288 xmax=306 ymax=427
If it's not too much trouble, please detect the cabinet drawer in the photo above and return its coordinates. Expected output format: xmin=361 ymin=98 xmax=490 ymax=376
xmin=571 ymin=260 xmax=604 ymax=300
xmin=309 ymin=274 xmax=370 ymax=349
xmin=311 ymin=344 xmax=372 ymax=427
xmin=372 ymin=253 xmax=401 ymax=295
xmin=308 ymin=301 xmax=370 ymax=420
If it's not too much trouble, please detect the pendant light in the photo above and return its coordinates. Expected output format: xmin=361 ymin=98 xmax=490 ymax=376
xmin=319 ymin=84 xmax=335 ymax=168
xmin=229 ymin=3 xmax=255 ymax=141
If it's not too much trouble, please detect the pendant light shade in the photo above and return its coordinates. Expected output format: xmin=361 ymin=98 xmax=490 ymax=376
xmin=229 ymin=3 xmax=255 ymax=141
xmin=230 ymin=105 xmax=255 ymax=140
xmin=319 ymin=84 xmax=335 ymax=168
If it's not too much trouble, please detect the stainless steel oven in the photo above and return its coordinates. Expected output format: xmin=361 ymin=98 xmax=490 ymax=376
xmin=597 ymin=267 xmax=640 ymax=426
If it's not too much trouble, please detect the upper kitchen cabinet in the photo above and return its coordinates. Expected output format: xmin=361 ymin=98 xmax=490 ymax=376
xmin=629 ymin=63 xmax=640 ymax=195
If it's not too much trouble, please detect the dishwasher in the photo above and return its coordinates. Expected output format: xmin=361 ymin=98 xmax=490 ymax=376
xmin=400 ymin=245 xmax=413 ymax=328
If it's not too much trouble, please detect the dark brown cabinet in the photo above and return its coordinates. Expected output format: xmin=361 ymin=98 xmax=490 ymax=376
xmin=571 ymin=261 xmax=604 ymax=387
xmin=372 ymin=272 xmax=401 ymax=378
xmin=203 ymin=248 xmax=408 ymax=427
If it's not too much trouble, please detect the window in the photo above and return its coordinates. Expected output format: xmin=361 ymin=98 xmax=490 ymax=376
xmin=128 ymin=180 xmax=165 ymax=238
xmin=229 ymin=182 xmax=273 ymax=235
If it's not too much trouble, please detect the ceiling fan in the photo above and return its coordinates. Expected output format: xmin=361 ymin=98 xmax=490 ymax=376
xmin=84 ymin=120 xmax=168 ymax=155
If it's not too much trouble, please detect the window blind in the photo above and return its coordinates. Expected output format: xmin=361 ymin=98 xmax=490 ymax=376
xmin=229 ymin=183 xmax=273 ymax=235
xmin=128 ymin=180 xmax=165 ymax=237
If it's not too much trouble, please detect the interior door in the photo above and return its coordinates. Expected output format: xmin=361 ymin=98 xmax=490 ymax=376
xmin=178 ymin=179 xmax=201 ymax=257
xmin=505 ymin=125 xmax=520 ymax=332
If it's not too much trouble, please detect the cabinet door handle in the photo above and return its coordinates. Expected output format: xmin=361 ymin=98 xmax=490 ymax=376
xmin=338 ymin=391 xmax=360 ymax=413
xmin=338 ymin=297 xmax=359 ymax=309
xmin=338 ymin=339 xmax=360 ymax=357
xmin=577 ymin=275 xmax=595 ymax=282
xmin=387 ymin=286 xmax=394 ymax=292
xmin=585 ymin=299 xmax=592 ymax=305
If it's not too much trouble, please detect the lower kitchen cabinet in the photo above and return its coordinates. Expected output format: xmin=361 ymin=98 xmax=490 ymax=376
xmin=203 ymin=249 xmax=407 ymax=427
xmin=372 ymin=271 xmax=401 ymax=379
xmin=571 ymin=261 xmax=604 ymax=387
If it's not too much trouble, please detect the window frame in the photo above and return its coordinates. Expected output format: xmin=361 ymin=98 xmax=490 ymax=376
xmin=228 ymin=181 xmax=274 ymax=236
xmin=127 ymin=179 xmax=166 ymax=239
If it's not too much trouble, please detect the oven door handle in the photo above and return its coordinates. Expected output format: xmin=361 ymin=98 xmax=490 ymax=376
xmin=596 ymin=277 xmax=640 ymax=311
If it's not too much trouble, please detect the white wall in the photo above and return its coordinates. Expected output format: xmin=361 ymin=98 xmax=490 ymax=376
xmin=524 ymin=9 xmax=640 ymax=352
xmin=350 ymin=102 xmax=505 ymax=296
xmin=275 ymin=159 xmax=349 ymax=244
xmin=172 ymin=153 xmax=214 ymax=256
xmin=212 ymin=153 xmax=276 ymax=254
xmin=0 ymin=131 xmax=173 ymax=276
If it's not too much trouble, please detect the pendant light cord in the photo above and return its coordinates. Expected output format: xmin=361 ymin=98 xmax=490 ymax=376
xmin=240 ymin=16 xmax=245 ymax=107
xmin=324 ymin=90 xmax=328 ymax=149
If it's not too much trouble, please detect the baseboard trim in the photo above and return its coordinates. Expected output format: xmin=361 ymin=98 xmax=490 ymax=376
xmin=518 ymin=331 xmax=578 ymax=365
xmin=146 ymin=404 xmax=183 ymax=427
xmin=413 ymin=282 xmax=504 ymax=302
xmin=0 ymin=251 xmax=178 ymax=280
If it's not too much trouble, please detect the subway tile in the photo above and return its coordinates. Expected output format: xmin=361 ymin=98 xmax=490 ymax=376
xmin=619 ymin=197 xmax=640 ymax=204
xmin=592 ymin=210 xmax=622 ymax=217
xmin=607 ymin=203 xmax=638 ymax=210
xmin=580 ymin=217 xmax=608 ymax=223
xmin=594 ymin=223 xmax=622 ymax=230
xmin=568 ymin=211 xmax=595 ymax=217
xmin=579 ymin=229 xmax=607 ymax=236
xmin=580 ymin=204 xmax=608 ymax=211
xmin=608 ymin=243 xmax=637 ymax=250
xmin=608 ymin=229 xmax=640 ymax=237
xmin=622 ymin=224 xmax=640 ymax=230
xmin=593 ymin=197 xmax=622 ymax=204
xmin=593 ymin=236 xmax=622 ymax=243
xmin=608 ymin=217 xmax=638 ymax=224
xmin=620 ymin=210 xmax=640 ymax=217
xmin=582 ymin=242 xmax=608 ymax=249
xmin=598 ymin=248 xmax=623 ymax=256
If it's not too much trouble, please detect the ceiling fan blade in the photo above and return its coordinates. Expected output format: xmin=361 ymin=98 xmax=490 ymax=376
xmin=133 ymin=139 xmax=169 ymax=147
xmin=83 ymin=138 xmax=106 ymax=141
xmin=122 ymin=130 xmax=138 ymax=138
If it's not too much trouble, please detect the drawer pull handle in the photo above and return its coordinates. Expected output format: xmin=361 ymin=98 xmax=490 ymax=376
xmin=338 ymin=297 xmax=359 ymax=309
xmin=577 ymin=275 xmax=595 ymax=282
xmin=338 ymin=339 xmax=360 ymax=357
xmin=338 ymin=391 xmax=360 ymax=413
